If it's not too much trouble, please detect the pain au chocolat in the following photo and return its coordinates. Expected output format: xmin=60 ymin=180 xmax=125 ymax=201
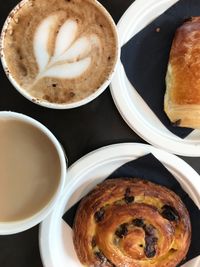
xmin=73 ymin=178 xmax=191 ymax=267
xmin=165 ymin=17 xmax=200 ymax=128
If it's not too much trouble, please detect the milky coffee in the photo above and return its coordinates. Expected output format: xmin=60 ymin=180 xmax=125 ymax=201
xmin=2 ymin=0 xmax=118 ymax=104
xmin=0 ymin=118 xmax=61 ymax=222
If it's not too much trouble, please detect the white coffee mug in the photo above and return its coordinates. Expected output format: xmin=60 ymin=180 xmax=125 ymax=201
xmin=0 ymin=111 xmax=67 ymax=234
xmin=0 ymin=0 xmax=120 ymax=109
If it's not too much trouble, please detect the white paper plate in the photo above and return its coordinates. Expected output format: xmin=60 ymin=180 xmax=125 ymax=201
xmin=39 ymin=143 xmax=200 ymax=267
xmin=110 ymin=0 xmax=200 ymax=157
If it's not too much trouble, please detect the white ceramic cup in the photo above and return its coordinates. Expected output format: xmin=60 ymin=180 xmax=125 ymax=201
xmin=0 ymin=111 xmax=67 ymax=235
xmin=0 ymin=0 xmax=120 ymax=109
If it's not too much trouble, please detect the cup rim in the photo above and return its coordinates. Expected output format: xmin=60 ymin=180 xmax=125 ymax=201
xmin=0 ymin=0 xmax=120 ymax=109
xmin=0 ymin=111 xmax=67 ymax=235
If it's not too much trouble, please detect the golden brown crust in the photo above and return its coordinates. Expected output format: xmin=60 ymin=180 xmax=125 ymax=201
xmin=73 ymin=178 xmax=191 ymax=267
xmin=165 ymin=17 xmax=200 ymax=128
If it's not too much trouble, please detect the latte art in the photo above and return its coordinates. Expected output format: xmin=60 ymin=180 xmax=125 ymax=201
xmin=2 ymin=0 xmax=118 ymax=105
xmin=33 ymin=16 xmax=100 ymax=82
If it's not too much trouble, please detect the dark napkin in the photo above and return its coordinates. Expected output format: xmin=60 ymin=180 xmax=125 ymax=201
xmin=63 ymin=154 xmax=200 ymax=266
xmin=120 ymin=0 xmax=200 ymax=138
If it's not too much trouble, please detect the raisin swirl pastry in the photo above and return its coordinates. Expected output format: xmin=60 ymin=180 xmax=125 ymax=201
xmin=73 ymin=178 xmax=191 ymax=267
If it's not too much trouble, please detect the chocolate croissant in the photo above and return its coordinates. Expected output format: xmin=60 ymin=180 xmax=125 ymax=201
xmin=73 ymin=178 xmax=191 ymax=267
xmin=165 ymin=17 xmax=200 ymax=128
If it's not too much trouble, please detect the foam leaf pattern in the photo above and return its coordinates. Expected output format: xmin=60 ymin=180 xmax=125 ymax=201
xmin=61 ymin=35 xmax=100 ymax=62
xmin=33 ymin=16 xmax=100 ymax=81
xmin=54 ymin=20 xmax=78 ymax=57
xmin=34 ymin=14 xmax=59 ymax=72
xmin=41 ymin=57 xmax=91 ymax=79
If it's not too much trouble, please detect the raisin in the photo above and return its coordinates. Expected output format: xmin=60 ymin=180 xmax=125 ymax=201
xmin=125 ymin=196 xmax=134 ymax=204
xmin=95 ymin=252 xmax=116 ymax=267
xmin=94 ymin=208 xmax=105 ymax=223
xmin=144 ymin=245 xmax=156 ymax=258
xmin=146 ymin=236 xmax=158 ymax=245
xmin=144 ymin=236 xmax=158 ymax=258
xmin=108 ymin=262 xmax=116 ymax=267
xmin=184 ymin=17 xmax=192 ymax=22
xmin=115 ymin=223 xmax=128 ymax=238
xmin=95 ymin=251 xmax=107 ymax=263
xmin=161 ymin=205 xmax=179 ymax=222
xmin=170 ymin=248 xmax=177 ymax=253
xmin=143 ymin=224 xmax=155 ymax=236
xmin=124 ymin=188 xmax=134 ymax=204
xmin=91 ymin=237 xmax=96 ymax=248
xmin=143 ymin=224 xmax=158 ymax=258
xmin=172 ymin=119 xmax=181 ymax=127
xmin=133 ymin=218 xmax=144 ymax=227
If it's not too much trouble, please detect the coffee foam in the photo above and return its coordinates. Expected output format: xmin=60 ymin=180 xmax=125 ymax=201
xmin=2 ymin=0 xmax=118 ymax=104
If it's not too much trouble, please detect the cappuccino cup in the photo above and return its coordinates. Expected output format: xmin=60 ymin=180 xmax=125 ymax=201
xmin=0 ymin=0 xmax=119 ymax=109
xmin=0 ymin=111 xmax=67 ymax=234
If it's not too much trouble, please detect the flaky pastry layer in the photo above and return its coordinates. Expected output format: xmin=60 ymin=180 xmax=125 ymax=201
xmin=165 ymin=17 xmax=200 ymax=128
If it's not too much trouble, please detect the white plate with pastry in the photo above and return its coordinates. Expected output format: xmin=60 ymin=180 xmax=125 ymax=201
xmin=110 ymin=0 xmax=200 ymax=156
xmin=39 ymin=143 xmax=200 ymax=267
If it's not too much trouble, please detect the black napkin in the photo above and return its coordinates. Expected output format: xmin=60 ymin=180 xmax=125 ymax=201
xmin=120 ymin=0 xmax=200 ymax=138
xmin=63 ymin=154 xmax=200 ymax=266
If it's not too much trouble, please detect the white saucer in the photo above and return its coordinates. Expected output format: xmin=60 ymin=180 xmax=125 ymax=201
xmin=39 ymin=143 xmax=200 ymax=267
xmin=110 ymin=0 xmax=200 ymax=156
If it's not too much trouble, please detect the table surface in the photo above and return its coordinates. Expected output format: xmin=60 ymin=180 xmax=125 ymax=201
xmin=0 ymin=0 xmax=200 ymax=266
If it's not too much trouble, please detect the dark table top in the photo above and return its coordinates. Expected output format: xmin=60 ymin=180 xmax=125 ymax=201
xmin=0 ymin=0 xmax=200 ymax=266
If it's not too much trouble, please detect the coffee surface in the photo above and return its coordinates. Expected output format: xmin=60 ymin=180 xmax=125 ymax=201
xmin=2 ymin=0 xmax=118 ymax=104
xmin=0 ymin=119 xmax=61 ymax=222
